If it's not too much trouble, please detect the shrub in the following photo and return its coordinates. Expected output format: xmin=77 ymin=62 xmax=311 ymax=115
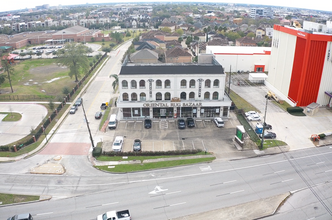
xmin=287 ymin=107 xmax=304 ymax=113
xmin=0 ymin=146 xmax=10 ymax=151
xmin=93 ymin=147 xmax=102 ymax=157
xmin=318 ymin=133 xmax=326 ymax=139
xmin=103 ymin=149 xmax=202 ymax=157
xmin=62 ymin=87 xmax=70 ymax=95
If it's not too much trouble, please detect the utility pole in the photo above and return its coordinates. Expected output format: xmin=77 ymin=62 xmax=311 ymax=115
xmin=81 ymin=102 xmax=95 ymax=148
xmin=228 ymin=65 xmax=231 ymax=94
xmin=260 ymin=94 xmax=269 ymax=150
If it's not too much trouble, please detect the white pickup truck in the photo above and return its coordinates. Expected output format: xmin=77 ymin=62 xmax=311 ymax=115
xmin=97 ymin=210 xmax=131 ymax=220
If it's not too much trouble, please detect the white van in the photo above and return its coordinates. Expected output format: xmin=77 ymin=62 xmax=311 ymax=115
xmin=108 ymin=114 xmax=117 ymax=129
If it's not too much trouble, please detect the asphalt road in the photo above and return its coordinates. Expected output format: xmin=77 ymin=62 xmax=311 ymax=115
xmin=0 ymin=146 xmax=331 ymax=219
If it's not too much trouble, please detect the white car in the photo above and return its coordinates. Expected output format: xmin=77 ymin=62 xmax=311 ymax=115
xmin=112 ymin=136 xmax=124 ymax=152
xmin=247 ymin=114 xmax=261 ymax=121
xmin=69 ymin=105 xmax=78 ymax=114
xmin=213 ymin=117 xmax=224 ymax=128
xmin=245 ymin=111 xmax=258 ymax=117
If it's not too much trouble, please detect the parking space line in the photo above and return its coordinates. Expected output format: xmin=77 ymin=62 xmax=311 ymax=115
xmin=182 ymin=140 xmax=185 ymax=150
xmin=192 ymin=141 xmax=195 ymax=149
xmin=173 ymin=141 xmax=175 ymax=150
xmin=163 ymin=141 xmax=164 ymax=151
xmin=153 ymin=141 xmax=155 ymax=152
xmin=202 ymin=140 xmax=206 ymax=151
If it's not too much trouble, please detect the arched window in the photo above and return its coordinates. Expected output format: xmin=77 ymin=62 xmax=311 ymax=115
xmin=122 ymin=93 xmax=129 ymax=101
xmin=156 ymin=92 xmax=162 ymax=100
xmin=180 ymin=92 xmax=186 ymax=100
xmin=204 ymin=92 xmax=210 ymax=100
xmin=180 ymin=79 xmax=187 ymax=88
xmin=131 ymin=80 xmax=137 ymax=89
xmin=205 ymin=79 xmax=211 ymax=88
xmin=165 ymin=92 xmax=171 ymax=100
xmin=156 ymin=80 xmax=162 ymax=89
xmin=189 ymin=92 xmax=195 ymax=100
xmin=131 ymin=93 xmax=137 ymax=101
xmin=189 ymin=79 xmax=195 ymax=88
xmin=140 ymin=92 xmax=146 ymax=101
xmin=165 ymin=80 xmax=171 ymax=88
xmin=213 ymin=92 xmax=218 ymax=100
xmin=139 ymin=80 xmax=145 ymax=89
xmin=213 ymin=79 xmax=219 ymax=88
xmin=122 ymin=80 xmax=128 ymax=89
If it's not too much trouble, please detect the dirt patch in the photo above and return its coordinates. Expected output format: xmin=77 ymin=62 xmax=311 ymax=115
xmin=29 ymin=63 xmax=68 ymax=75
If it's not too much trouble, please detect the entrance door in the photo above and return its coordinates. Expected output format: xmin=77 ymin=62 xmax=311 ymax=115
xmin=160 ymin=109 xmax=166 ymax=117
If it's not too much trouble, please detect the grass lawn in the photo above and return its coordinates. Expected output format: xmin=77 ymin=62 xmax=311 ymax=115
xmin=0 ymin=193 xmax=39 ymax=205
xmin=0 ymin=112 xmax=22 ymax=121
xmin=95 ymin=157 xmax=215 ymax=173
xmin=229 ymin=90 xmax=260 ymax=113
xmin=260 ymin=139 xmax=287 ymax=149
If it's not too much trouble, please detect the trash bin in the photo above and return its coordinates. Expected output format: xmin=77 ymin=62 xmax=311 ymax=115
xmin=255 ymin=123 xmax=263 ymax=134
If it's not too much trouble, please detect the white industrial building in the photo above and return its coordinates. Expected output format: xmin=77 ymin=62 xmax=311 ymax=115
xmin=206 ymin=46 xmax=271 ymax=73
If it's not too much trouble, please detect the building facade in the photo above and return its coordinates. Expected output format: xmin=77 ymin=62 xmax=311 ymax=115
xmin=117 ymin=55 xmax=232 ymax=119
xmin=266 ymin=24 xmax=332 ymax=107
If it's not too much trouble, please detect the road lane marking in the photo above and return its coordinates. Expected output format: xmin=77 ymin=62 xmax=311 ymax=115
xmin=274 ymin=170 xmax=285 ymax=174
xmin=102 ymin=202 xmax=119 ymax=206
xmin=282 ymin=179 xmax=293 ymax=183
xmin=169 ymin=202 xmax=186 ymax=206
xmin=230 ymin=190 xmax=244 ymax=194
xmin=216 ymin=189 xmax=244 ymax=197
xmin=210 ymin=180 xmax=237 ymax=186
xmin=37 ymin=212 xmax=53 ymax=216
xmin=166 ymin=191 xmax=181 ymax=195
xmin=325 ymin=169 xmax=332 ymax=173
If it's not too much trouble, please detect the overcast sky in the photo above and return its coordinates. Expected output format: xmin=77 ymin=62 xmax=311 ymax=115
xmin=1 ymin=0 xmax=331 ymax=13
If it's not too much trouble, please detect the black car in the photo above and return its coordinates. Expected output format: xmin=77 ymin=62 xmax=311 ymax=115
xmin=100 ymin=102 xmax=107 ymax=110
xmin=95 ymin=111 xmax=102 ymax=119
xmin=186 ymin=118 xmax=195 ymax=128
xmin=144 ymin=118 xmax=152 ymax=129
xmin=133 ymin=139 xmax=141 ymax=151
xmin=263 ymin=122 xmax=272 ymax=130
xmin=259 ymin=131 xmax=277 ymax=139
xmin=178 ymin=119 xmax=186 ymax=129
xmin=75 ymin=97 xmax=83 ymax=106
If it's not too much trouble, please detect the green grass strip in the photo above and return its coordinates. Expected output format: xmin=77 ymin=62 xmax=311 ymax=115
xmin=0 ymin=193 xmax=39 ymax=205
xmin=95 ymin=157 xmax=215 ymax=173
xmin=0 ymin=112 xmax=22 ymax=121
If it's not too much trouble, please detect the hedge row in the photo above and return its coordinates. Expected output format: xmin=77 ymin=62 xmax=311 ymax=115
xmin=97 ymin=149 xmax=203 ymax=158
xmin=287 ymin=107 xmax=304 ymax=113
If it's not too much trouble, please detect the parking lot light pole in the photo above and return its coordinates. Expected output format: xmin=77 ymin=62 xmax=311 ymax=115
xmin=260 ymin=94 xmax=269 ymax=150
xmin=82 ymin=102 xmax=95 ymax=148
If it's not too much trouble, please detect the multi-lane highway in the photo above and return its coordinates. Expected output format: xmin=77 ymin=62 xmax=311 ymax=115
xmin=0 ymin=146 xmax=331 ymax=219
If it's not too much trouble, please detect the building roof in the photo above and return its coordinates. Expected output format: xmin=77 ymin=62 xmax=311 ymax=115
xmin=135 ymin=41 xmax=156 ymax=50
xmin=53 ymin=25 xmax=88 ymax=36
xmin=166 ymin=47 xmax=191 ymax=58
xmin=120 ymin=63 xmax=223 ymax=75
xmin=130 ymin=49 xmax=158 ymax=60
xmin=206 ymin=46 xmax=271 ymax=55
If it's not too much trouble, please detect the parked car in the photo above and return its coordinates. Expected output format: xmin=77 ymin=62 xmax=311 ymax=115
xmin=259 ymin=131 xmax=277 ymax=139
xmin=133 ymin=139 xmax=141 ymax=151
xmin=214 ymin=117 xmax=224 ymax=128
xmin=112 ymin=136 xmax=124 ymax=152
xmin=100 ymin=102 xmax=108 ymax=110
xmin=178 ymin=119 xmax=186 ymax=129
xmin=186 ymin=118 xmax=195 ymax=128
xmin=7 ymin=213 xmax=33 ymax=220
xmin=74 ymin=97 xmax=83 ymax=106
xmin=95 ymin=111 xmax=102 ymax=119
xmin=263 ymin=122 xmax=272 ymax=130
xmin=245 ymin=111 xmax=259 ymax=117
xmin=69 ymin=105 xmax=78 ymax=114
xmin=247 ymin=114 xmax=261 ymax=121
xmin=144 ymin=118 xmax=152 ymax=129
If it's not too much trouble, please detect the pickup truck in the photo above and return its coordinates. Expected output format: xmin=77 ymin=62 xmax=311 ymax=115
xmin=97 ymin=210 xmax=131 ymax=220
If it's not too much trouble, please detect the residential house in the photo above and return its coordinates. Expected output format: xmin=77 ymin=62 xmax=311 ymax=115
xmin=130 ymin=49 xmax=159 ymax=63
xmin=159 ymin=22 xmax=177 ymax=32
xmin=165 ymin=47 xmax=192 ymax=63
xmin=236 ymin=37 xmax=257 ymax=46
xmin=256 ymin=28 xmax=265 ymax=38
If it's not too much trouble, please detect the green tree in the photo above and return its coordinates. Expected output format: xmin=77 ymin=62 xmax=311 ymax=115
xmin=57 ymin=43 xmax=91 ymax=82
xmin=178 ymin=37 xmax=183 ymax=43
xmin=246 ymin=32 xmax=255 ymax=38
xmin=109 ymin=74 xmax=118 ymax=92
xmin=161 ymin=27 xmax=172 ymax=33
xmin=0 ymin=54 xmax=15 ymax=93
xmin=48 ymin=100 xmax=54 ymax=110
xmin=176 ymin=28 xmax=184 ymax=36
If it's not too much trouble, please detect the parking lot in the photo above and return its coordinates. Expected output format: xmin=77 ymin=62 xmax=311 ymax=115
xmin=103 ymin=114 xmax=248 ymax=158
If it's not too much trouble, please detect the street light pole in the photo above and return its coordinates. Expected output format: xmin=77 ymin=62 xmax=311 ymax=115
xmin=81 ymin=102 xmax=95 ymax=148
xmin=260 ymin=94 xmax=269 ymax=150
